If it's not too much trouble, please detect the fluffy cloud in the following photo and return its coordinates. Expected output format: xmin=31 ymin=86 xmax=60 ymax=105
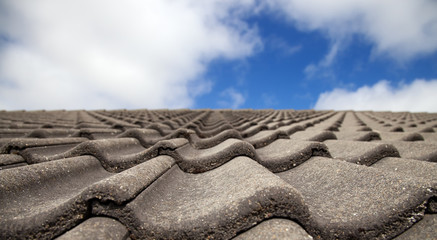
xmin=0 ymin=0 xmax=261 ymax=110
xmin=266 ymin=0 xmax=437 ymax=77
xmin=1 ymin=1 xmax=436 ymax=110
xmin=218 ymin=88 xmax=246 ymax=109
xmin=268 ymin=0 xmax=437 ymax=60
xmin=314 ymin=79 xmax=437 ymax=112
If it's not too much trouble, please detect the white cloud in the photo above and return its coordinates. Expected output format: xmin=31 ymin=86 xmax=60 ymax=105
xmin=266 ymin=0 xmax=437 ymax=66
xmin=0 ymin=0 xmax=262 ymax=110
xmin=218 ymin=88 xmax=246 ymax=109
xmin=314 ymin=79 xmax=437 ymax=112
xmin=1 ymin=1 xmax=437 ymax=110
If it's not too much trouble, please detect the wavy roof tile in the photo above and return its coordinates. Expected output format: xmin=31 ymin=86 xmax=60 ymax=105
xmin=0 ymin=109 xmax=436 ymax=239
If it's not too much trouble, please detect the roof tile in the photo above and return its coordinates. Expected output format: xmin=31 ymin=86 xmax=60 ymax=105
xmin=0 ymin=109 xmax=436 ymax=239
xmin=277 ymin=157 xmax=435 ymax=239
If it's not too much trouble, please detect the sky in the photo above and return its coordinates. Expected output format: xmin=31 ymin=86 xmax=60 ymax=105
xmin=1 ymin=0 xmax=437 ymax=112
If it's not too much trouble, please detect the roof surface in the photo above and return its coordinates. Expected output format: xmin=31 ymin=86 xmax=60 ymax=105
xmin=0 ymin=109 xmax=436 ymax=239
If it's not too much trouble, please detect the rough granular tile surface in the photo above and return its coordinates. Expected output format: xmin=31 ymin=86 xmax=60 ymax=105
xmin=234 ymin=218 xmax=314 ymax=240
xmin=0 ymin=109 xmax=436 ymax=239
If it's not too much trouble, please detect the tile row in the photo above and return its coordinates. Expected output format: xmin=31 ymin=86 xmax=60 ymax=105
xmin=1 ymin=109 xmax=436 ymax=239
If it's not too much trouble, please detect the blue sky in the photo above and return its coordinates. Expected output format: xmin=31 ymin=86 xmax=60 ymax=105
xmin=1 ymin=1 xmax=437 ymax=111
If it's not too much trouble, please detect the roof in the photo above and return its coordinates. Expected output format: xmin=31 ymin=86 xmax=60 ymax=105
xmin=0 ymin=109 xmax=436 ymax=239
